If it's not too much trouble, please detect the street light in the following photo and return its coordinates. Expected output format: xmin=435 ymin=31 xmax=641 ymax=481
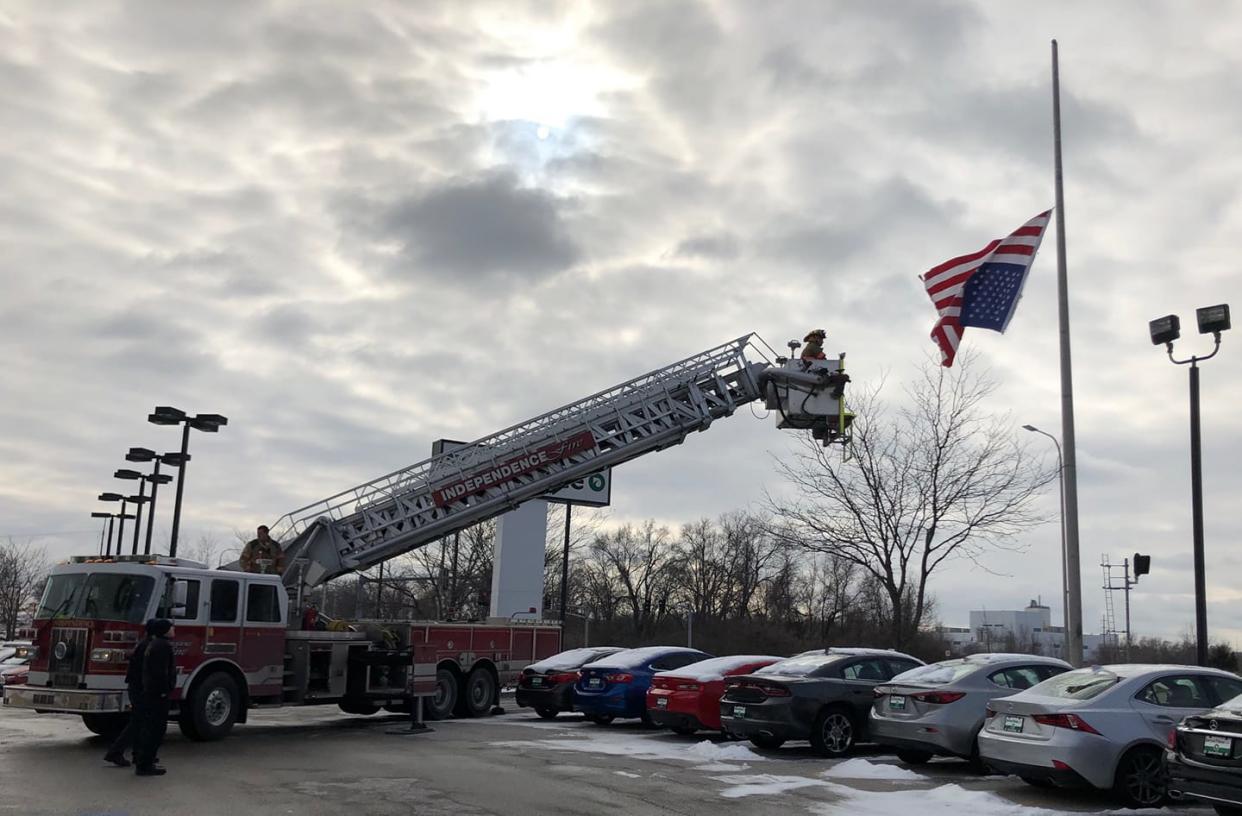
xmin=90 ymin=511 xmax=111 ymax=556
xmin=1023 ymin=424 xmax=1068 ymax=662
xmin=148 ymin=406 xmax=227 ymax=557
xmin=96 ymin=493 xmax=135 ymax=557
xmin=1149 ymin=302 xmax=1230 ymax=666
xmin=125 ymin=447 xmax=180 ymax=555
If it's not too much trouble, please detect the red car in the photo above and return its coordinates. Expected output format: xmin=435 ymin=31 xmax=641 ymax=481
xmin=647 ymin=654 xmax=783 ymax=735
xmin=0 ymin=653 xmax=31 ymax=697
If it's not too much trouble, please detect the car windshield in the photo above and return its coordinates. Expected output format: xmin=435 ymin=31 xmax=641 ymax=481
xmin=35 ymin=572 xmax=157 ymax=624
xmin=533 ymin=648 xmax=620 ymax=671
xmin=892 ymin=660 xmax=978 ymax=685
xmin=1034 ymin=669 xmax=1119 ymax=700
xmin=756 ymin=654 xmax=842 ymax=677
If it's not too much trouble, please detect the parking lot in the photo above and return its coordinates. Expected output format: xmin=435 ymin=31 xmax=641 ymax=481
xmin=0 ymin=699 xmax=1212 ymax=816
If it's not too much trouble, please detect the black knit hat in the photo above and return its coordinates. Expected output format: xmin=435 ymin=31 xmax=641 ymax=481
xmin=146 ymin=618 xmax=172 ymax=637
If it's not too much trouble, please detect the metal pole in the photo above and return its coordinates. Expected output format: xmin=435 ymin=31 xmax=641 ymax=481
xmin=687 ymin=610 xmax=694 ymax=648
xmin=584 ymin=615 xmax=589 ymax=648
xmin=450 ymin=532 xmax=460 ymax=618
xmin=1052 ymin=40 xmax=1084 ymax=667
xmin=354 ymin=574 xmax=363 ymax=618
xmin=105 ymin=516 xmax=115 ymax=557
xmin=144 ymin=458 xmax=162 ymax=556
xmin=1190 ymin=362 xmax=1208 ymax=665
xmin=117 ymin=498 xmax=129 ymax=549
xmin=559 ymin=505 xmax=572 ymax=623
xmin=168 ymin=422 xmax=191 ymax=557
xmin=1123 ymin=558 xmax=1132 ymax=661
xmin=98 ymin=520 xmax=107 ymax=556
xmin=131 ymin=479 xmax=147 ymax=555
xmin=376 ymin=561 xmax=385 ymax=619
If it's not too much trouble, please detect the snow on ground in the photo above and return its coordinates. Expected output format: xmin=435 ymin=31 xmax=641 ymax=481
xmin=491 ymin=730 xmax=767 ymax=766
xmin=710 ymin=773 xmax=834 ymax=798
xmin=821 ymin=758 xmax=926 ymax=781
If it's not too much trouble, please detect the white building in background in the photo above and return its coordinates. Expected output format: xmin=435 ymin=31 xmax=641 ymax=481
xmin=935 ymin=600 xmax=1109 ymax=662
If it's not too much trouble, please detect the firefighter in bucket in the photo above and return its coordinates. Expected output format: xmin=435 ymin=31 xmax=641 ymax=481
xmin=240 ymin=525 xmax=287 ymax=574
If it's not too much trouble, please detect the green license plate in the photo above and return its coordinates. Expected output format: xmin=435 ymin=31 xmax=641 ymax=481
xmin=732 ymin=705 xmax=746 ymax=718
xmin=889 ymin=695 xmax=906 ymax=711
xmin=1204 ymin=735 xmax=1233 ymax=757
xmin=1003 ymin=715 xmax=1024 ymax=733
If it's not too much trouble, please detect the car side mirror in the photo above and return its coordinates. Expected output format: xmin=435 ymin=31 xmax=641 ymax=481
xmin=172 ymin=580 xmax=190 ymax=614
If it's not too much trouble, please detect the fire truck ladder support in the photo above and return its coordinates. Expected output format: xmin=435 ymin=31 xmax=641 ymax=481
xmin=271 ymin=334 xmax=837 ymax=597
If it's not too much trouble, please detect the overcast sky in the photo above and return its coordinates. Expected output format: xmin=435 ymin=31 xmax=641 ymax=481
xmin=3 ymin=1 xmax=1240 ymax=643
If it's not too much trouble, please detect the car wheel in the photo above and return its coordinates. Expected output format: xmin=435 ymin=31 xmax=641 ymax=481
xmin=967 ymin=735 xmax=988 ymax=774
xmin=1113 ymin=746 xmax=1166 ymax=808
xmin=896 ymin=749 xmax=933 ymax=765
xmin=1020 ymin=776 xmax=1054 ymax=788
xmin=639 ymin=710 xmax=658 ymax=729
xmin=749 ymin=734 xmax=786 ymax=750
xmin=81 ymin=712 xmax=128 ymax=738
xmin=422 ymin=668 xmax=458 ymax=721
xmin=462 ymin=667 xmax=497 ymax=718
xmin=587 ymin=714 xmax=614 ymax=725
xmin=180 ymin=671 xmax=240 ymax=741
xmin=338 ymin=701 xmax=380 ymax=715
xmin=535 ymin=706 xmax=560 ymax=720
xmin=810 ymin=707 xmax=856 ymax=758
xmin=671 ymin=723 xmax=698 ymax=736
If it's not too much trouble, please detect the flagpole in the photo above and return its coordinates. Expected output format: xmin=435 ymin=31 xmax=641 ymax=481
xmin=1052 ymin=39 xmax=1084 ymax=667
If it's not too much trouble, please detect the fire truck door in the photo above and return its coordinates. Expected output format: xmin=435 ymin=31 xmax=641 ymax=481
xmin=205 ymin=577 xmax=241 ymax=658
xmin=239 ymin=581 xmax=284 ymax=695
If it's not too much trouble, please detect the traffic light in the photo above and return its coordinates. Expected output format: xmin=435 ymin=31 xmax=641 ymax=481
xmin=1133 ymin=553 xmax=1151 ymax=580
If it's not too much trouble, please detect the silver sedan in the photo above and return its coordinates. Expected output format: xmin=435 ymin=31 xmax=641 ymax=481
xmin=871 ymin=653 xmax=1070 ymax=765
xmin=978 ymin=663 xmax=1242 ymax=808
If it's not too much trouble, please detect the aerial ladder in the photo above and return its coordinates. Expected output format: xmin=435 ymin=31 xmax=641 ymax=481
xmin=269 ymin=333 xmax=853 ymax=602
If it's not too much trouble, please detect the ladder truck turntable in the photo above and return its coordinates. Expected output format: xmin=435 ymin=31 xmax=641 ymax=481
xmin=5 ymin=334 xmax=851 ymax=740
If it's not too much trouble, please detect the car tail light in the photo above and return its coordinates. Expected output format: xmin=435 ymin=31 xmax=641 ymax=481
xmin=912 ymin=691 xmax=966 ymax=705
xmin=1051 ymin=759 xmax=1073 ymax=771
xmin=1167 ymin=728 xmax=1178 ymax=750
xmin=548 ymin=672 xmax=579 ymax=685
xmin=761 ymin=684 xmax=790 ymax=697
xmin=606 ymin=673 xmax=633 ymax=684
xmin=676 ymin=682 xmax=700 ymax=691
xmin=1032 ymin=713 xmax=1101 ymax=735
xmin=873 ymin=688 xmax=886 ymax=699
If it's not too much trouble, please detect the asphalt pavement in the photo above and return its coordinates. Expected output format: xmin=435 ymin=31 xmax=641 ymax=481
xmin=0 ymin=700 xmax=1212 ymax=816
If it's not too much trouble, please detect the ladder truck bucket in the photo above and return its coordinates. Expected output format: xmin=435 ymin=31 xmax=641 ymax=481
xmin=762 ymin=355 xmax=854 ymax=446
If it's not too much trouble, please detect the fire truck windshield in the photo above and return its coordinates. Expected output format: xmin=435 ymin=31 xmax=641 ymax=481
xmin=35 ymin=572 xmax=156 ymax=624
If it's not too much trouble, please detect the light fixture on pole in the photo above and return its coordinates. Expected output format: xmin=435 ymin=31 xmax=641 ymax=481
xmin=91 ymin=511 xmax=111 ymax=556
xmin=1149 ymin=302 xmax=1230 ymax=666
xmin=114 ymin=469 xmax=148 ymax=555
xmin=125 ymin=447 xmax=180 ymax=555
xmin=96 ymin=493 xmax=133 ymax=558
xmin=148 ymin=406 xmax=227 ymax=557
xmin=1022 ymin=424 xmax=1068 ymax=662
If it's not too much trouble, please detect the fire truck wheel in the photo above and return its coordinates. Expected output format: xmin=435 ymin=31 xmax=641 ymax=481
xmin=81 ymin=712 xmax=129 ymax=738
xmin=462 ymin=666 xmax=497 ymax=718
xmin=337 ymin=701 xmax=380 ymax=716
xmin=422 ymin=668 xmax=457 ymax=721
xmin=180 ymin=671 xmax=240 ymax=741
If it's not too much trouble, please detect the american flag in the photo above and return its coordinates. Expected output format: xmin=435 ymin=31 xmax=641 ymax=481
xmin=921 ymin=210 xmax=1053 ymax=367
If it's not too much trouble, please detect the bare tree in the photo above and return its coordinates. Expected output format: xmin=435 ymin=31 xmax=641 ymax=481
xmin=770 ymin=353 xmax=1054 ymax=648
xmin=0 ymin=538 xmax=47 ymax=638
xmin=590 ymin=520 xmax=677 ymax=637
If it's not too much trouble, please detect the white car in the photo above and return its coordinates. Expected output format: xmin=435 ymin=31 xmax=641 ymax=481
xmin=978 ymin=663 xmax=1242 ymax=808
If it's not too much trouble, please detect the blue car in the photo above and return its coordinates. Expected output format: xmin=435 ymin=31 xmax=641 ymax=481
xmin=575 ymin=646 xmax=713 ymax=725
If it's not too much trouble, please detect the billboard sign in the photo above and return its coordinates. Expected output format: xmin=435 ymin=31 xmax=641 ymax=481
xmin=542 ymin=468 xmax=611 ymax=507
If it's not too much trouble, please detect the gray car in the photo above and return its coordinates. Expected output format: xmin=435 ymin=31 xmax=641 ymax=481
xmin=871 ymin=653 xmax=1071 ymax=766
xmin=978 ymin=663 xmax=1242 ymax=808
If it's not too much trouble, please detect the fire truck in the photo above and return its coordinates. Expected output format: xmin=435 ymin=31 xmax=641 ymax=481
xmin=4 ymin=334 xmax=850 ymax=740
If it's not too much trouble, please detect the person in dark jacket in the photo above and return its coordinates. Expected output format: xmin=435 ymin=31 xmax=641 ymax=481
xmin=102 ymin=634 xmax=150 ymax=767
xmin=133 ymin=618 xmax=176 ymax=776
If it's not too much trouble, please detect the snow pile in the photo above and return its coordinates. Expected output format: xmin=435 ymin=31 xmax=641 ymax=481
xmin=684 ymin=739 xmax=762 ymax=762
xmin=821 ymin=758 xmax=926 ymax=781
xmin=711 ymin=773 xmax=832 ymax=799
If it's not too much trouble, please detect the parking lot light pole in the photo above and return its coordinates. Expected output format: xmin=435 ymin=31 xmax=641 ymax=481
xmin=1023 ymin=424 xmax=1068 ymax=662
xmin=1149 ymin=304 xmax=1230 ymax=666
xmin=91 ymin=511 xmax=111 ymax=556
xmin=96 ymin=493 xmax=130 ymax=557
xmin=126 ymin=447 xmax=180 ymax=555
xmin=148 ymin=407 xmax=227 ymax=557
xmin=114 ymin=469 xmax=147 ymax=554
